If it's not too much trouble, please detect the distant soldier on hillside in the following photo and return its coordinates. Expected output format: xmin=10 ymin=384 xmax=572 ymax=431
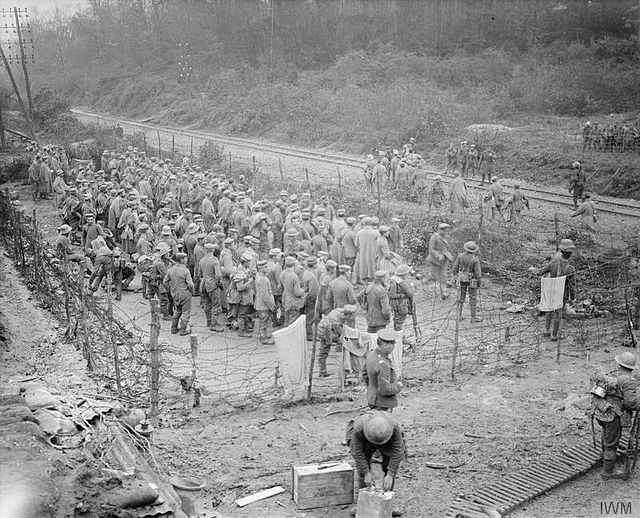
xmin=568 ymin=161 xmax=586 ymax=209
xmin=444 ymin=142 xmax=457 ymax=174
xmin=479 ymin=146 xmax=496 ymax=184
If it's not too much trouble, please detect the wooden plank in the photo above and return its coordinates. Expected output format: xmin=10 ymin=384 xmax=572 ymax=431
xmin=235 ymin=486 xmax=285 ymax=507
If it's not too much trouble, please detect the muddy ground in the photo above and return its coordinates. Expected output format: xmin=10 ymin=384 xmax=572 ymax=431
xmin=2 ymin=133 xmax=640 ymax=517
xmin=1 ymin=246 xmax=639 ymax=517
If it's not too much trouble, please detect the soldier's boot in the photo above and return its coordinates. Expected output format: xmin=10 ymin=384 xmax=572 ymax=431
xmin=550 ymin=319 xmax=561 ymax=341
xmin=601 ymin=459 xmax=627 ymax=480
xmin=178 ymin=319 xmax=190 ymax=336
xmin=318 ymin=356 xmax=330 ymax=377
xmin=237 ymin=317 xmax=252 ymax=337
xmin=205 ymin=311 xmax=212 ymax=328
xmin=171 ymin=315 xmax=179 ymax=334
xmin=470 ymin=302 xmax=483 ymax=323
xmin=209 ymin=313 xmax=225 ymax=333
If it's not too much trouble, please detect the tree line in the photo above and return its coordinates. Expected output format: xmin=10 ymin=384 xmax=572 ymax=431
xmin=31 ymin=0 xmax=639 ymax=83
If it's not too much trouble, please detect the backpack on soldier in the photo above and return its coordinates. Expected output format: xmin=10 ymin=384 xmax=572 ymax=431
xmin=590 ymin=375 xmax=622 ymax=424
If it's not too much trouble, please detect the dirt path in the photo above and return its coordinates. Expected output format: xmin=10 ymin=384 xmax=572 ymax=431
xmin=152 ymin=350 xmax=640 ymax=518
xmin=0 ymin=252 xmax=103 ymax=517
xmin=1 ymin=236 xmax=637 ymax=518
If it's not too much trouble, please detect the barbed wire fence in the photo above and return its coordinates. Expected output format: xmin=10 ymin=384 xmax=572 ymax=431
xmin=4 ymin=123 xmax=638 ymax=419
xmin=0 ymin=191 xmax=157 ymax=401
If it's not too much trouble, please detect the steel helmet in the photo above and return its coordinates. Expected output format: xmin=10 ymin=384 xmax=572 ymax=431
xmin=559 ymin=239 xmax=576 ymax=252
xmin=363 ymin=412 xmax=395 ymax=445
xmin=615 ymin=351 xmax=637 ymax=370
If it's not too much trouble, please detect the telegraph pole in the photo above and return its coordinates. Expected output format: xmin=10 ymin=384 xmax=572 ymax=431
xmin=14 ymin=7 xmax=34 ymax=125
xmin=0 ymin=7 xmax=35 ymax=139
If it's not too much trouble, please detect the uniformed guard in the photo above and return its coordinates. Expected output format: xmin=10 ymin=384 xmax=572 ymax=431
xmin=364 ymin=270 xmax=392 ymax=333
xmin=452 ymin=241 xmax=483 ymax=323
xmin=349 ymin=411 xmax=405 ymax=517
xmin=363 ymin=328 xmax=403 ymax=411
xmin=591 ymin=352 xmax=640 ymax=479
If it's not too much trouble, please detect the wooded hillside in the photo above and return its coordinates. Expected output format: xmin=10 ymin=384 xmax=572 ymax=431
xmin=22 ymin=1 xmax=640 ymax=155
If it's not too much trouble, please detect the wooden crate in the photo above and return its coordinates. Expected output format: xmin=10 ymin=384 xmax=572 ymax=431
xmin=356 ymin=488 xmax=395 ymax=518
xmin=292 ymin=462 xmax=355 ymax=509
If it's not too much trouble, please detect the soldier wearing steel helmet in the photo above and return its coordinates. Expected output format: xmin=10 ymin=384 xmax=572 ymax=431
xmin=532 ymin=238 xmax=577 ymax=341
xmin=591 ymin=351 xmax=640 ymax=479
xmin=452 ymin=241 xmax=483 ymax=323
xmin=349 ymin=411 xmax=405 ymax=516
xmin=568 ymin=161 xmax=586 ymax=209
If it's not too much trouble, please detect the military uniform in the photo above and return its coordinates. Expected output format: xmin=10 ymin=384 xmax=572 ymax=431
xmin=199 ymin=253 xmax=224 ymax=331
xmin=163 ymin=261 xmax=194 ymax=335
xmin=254 ymin=270 xmax=276 ymax=344
xmin=317 ymin=308 xmax=345 ymax=376
xmin=592 ymin=366 xmax=640 ymax=478
xmin=538 ymin=256 xmax=576 ymax=340
xmin=452 ymin=248 xmax=482 ymax=321
xmin=149 ymin=256 xmax=172 ymax=318
xmin=364 ymin=282 xmax=391 ymax=333
xmin=280 ymin=267 xmax=305 ymax=327
xmin=363 ymin=349 xmax=402 ymax=410
xmin=301 ymin=267 xmax=320 ymax=340
xmin=350 ymin=413 xmax=404 ymax=490
xmin=326 ymin=274 xmax=356 ymax=310
xmin=388 ymin=275 xmax=415 ymax=332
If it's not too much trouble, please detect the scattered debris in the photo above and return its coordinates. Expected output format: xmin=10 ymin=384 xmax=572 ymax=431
xmin=235 ymin=486 xmax=286 ymax=507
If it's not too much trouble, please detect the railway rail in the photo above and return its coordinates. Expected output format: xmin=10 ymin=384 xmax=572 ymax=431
xmin=71 ymin=108 xmax=640 ymax=220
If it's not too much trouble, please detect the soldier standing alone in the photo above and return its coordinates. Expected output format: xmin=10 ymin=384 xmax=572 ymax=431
xmin=452 ymin=241 xmax=483 ymax=323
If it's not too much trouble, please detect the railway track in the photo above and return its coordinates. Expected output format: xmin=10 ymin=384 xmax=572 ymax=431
xmin=444 ymin=432 xmax=636 ymax=518
xmin=71 ymin=108 xmax=640 ymax=220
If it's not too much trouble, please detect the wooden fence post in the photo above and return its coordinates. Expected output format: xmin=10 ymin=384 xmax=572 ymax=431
xmin=190 ymin=136 xmax=194 ymax=164
xmin=62 ymin=257 xmax=70 ymax=324
xmin=337 ymin=166 xmax=341 ymax=193
xmin=149 ymin=298 xmax=161 ymax=426
xmin=172 ymin=135 xmax=175 ymax=155
xmin=451 ymin=304 xmax=461 ymax=381
xmin=16 ymin=211 xmax=25 ymax=274
xmin=307 ymin=322 xmax=318 ymax=400
xmin=78 ymin=264 xmax=93 ymax=371
xmin=183 ymin=333 xmax=199 ymax=414
xmin=228 ymin=151 xmax=232 ymax=174
xmin=106 ymin=260 xmax=122 ymax=397
xmin=279 ymin=158 xmax=284 ymax=183
xmin=157 ymin=130 xmax=161 ymax=159
xmin=32 ymin=209 xmax=40 ymax=295
xmin=554 ymin=211 xmax=560 ymax=250
xmin=305 ymin=168 xmax=310 ymax=192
